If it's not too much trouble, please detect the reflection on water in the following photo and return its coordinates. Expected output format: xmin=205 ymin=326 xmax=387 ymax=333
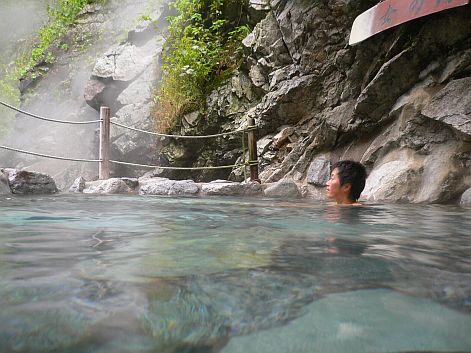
xmin=0 ymin=194 xmax=470 ymax=352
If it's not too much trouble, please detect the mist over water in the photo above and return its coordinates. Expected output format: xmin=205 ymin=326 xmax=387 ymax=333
xmin=0 ymin=0 xmax=166 ymax=189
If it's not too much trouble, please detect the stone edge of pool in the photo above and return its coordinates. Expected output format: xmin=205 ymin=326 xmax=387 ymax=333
xmin=2 ymin=168 xmax=471 ymax=206
xmin=0 ymin=168 xmax=308 ymax=199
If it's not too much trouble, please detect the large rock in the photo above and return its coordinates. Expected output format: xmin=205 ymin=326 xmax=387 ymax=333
xmin=353 ymin=48 xmax=421 ymax=124
xmin=362 ymin=153 xmax=423 ymax=202
xmin=117 ymin=56 xmax=161 ymax=106
xmin=3 ymin=169 xmax=58 ymax=195
xmin=254 ymin=75 xmax=319 ymax=133
xmin=200 ymin=180 xmax=262 ymax=196
xmin=306 ymin=158 xmax=330 ymax=186
xmin=83 ymin=178 xmax=136 ymax=194
xmin=248 ymin=0 xmax=271 ymax=24
xmin=243 ymin=11 xmax=292 ymax=72
xmin=413 ymin=144 xmax=466 ymax=203
xmin=84 ymin=5 xmax=165 ymax=113
xmin=83 ymin=79 xmax=106 ymax=111
xmin=139 ymin=178 xmax=199 ymax=196
xmin=263 ymin=179 xmax=301 ymax=198
xmin=92 ymin=40 xmax=158 ymax=82
xmin=0 ymin=170 xmax=11 ymax=194
xmin=421 ymin=78 xmax=471 ymax=136
xmin=460 ymin=188 xmax=471 ymax=207
xmin=85 ymin=39 xmax=160 ymax=111
xmin=68 ymin=176 xmax=86 ymax=193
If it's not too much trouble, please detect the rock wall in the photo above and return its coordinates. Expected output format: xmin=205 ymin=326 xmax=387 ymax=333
xmin=84 ymin=2 xmax=172 ymax=178
xmin=158 ymin=0 xmax=471 ymax=204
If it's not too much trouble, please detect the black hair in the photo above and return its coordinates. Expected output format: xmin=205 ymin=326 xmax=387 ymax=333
xmin=331 ymin=160 xmax=367 ymax=201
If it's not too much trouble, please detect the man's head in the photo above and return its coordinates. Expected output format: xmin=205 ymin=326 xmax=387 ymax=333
xmin=326 ymin=160 xmax=367 ymax=204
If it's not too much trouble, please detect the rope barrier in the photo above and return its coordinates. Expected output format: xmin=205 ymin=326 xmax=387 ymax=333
xmin=0 ymin=100 xmax=260 ymax=176
xmin=109 ymin=159 xmax=245 ymax=170
xmin=110 ymin=119 xmax=247 ymax=139
xmin=0 ymin=101 xmax=102 ymax=125
xmin=0 ymin=143 xmax=258 ymax=170
xmin=0 ymin=145 xmax=101 ymax=163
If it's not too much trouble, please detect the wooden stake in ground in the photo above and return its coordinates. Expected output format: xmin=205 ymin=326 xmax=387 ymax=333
xmin=99 ymin=106 xmax=110 ymax=180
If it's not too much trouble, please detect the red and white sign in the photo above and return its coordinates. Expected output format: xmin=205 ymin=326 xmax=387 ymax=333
xmin=349 ymin=0 xmax=470 ymax=45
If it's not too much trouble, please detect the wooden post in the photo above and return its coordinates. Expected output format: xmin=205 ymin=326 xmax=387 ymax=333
xmin=99 ymin=106 xmax=110 ymax=180
xmin=247 ymin=117 xmax=260 ymax=183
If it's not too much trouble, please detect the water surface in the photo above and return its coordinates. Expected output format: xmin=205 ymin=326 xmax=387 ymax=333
xmin=0 ymin=194 xmax=470 ymax=353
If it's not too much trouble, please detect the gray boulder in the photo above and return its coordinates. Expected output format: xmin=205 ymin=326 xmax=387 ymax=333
xmin=69 ymin=177 xmax=86 ymax=193
xmin=354 ymin=48 xmax=421 ymax=124
xmin=362 ymin=159 xmax=422 ymax=202
xmin=92 ymin=41 xmax=157 ymax=82
xmin=0 ymin=170 xmax=11 ymax=194
xmin=248 ymin=0 xmax=271 ymax=24
xmin=4 ymin=169 xmax=58 ymax=195
xmin=307 ymin=158 xmax=331 ymax=186
xmin=421 ymin=78 xmax=471 ymax=136
xmin=263 ymin=179 xmax=301 ymax=198
xmin=254 ymin=75 xmax=319 ymax=132
xmin=460 ymin=188 xmax=471 ymax=207
xmin=83 ymin=79 xmax=106 ymax=111
xmin=139 ymin=178 xmax=199 ymax=196
xmin=200 ymin=180 xmax=262 ymax=196
xmin=83 ymin=178 xmax=136 ymax=194
xmin=243 ymin=11 xmax=292 ymax=71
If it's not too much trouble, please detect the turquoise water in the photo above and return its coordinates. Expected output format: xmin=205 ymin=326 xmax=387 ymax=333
xmin=0 ymin=194 xmax=470 ymax=353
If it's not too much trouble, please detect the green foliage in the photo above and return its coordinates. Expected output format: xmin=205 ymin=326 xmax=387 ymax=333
xmin=0 ymin=72 xmax=20 ymax=140
xmin=16 ymin=0 xmax=101 ymax=78
xmin=154 ymin=0 xmax=250 ymax=131
xmin=0 ymin=0 xmax=103 ymax=138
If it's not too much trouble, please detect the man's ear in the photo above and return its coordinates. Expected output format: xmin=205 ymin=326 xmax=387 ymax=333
xmin=342 ymin=183 xmax=352 ymax=194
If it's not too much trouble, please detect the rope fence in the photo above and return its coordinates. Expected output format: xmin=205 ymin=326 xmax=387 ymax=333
xmin=0 ymin=101 xmax=101 ymax=125
xmin=0 ymin=144 xmax=101 ymax=163
xmin=110 ymin=119 xmax=250 ymax=139
xmin=0 ymin=101 xmax=260 ymax=181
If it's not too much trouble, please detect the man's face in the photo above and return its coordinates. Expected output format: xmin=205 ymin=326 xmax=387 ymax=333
xmin=326 ymin=168 xmax=351 ymax=203
xmin=326 ymin=168 xmax=341 ymax=199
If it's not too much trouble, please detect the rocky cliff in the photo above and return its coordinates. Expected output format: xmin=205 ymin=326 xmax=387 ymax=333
xmin=149 ymin=0 xmax=471 ymax=204
xmin=7 ymin=0 xmax=469 ymax=203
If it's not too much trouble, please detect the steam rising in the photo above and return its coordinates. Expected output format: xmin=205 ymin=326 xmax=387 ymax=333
xmin=0 ymin=0 xmax=48 ymax=55
xmin=0 ymin=0 xmax=166 ymax=189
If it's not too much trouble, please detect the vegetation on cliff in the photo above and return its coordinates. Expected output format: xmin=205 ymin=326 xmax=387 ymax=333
xmin=154 ymin=0 xmax=250 ymax=131
xmin=18 ymin=0 xmax=105 ymax=79
xmin=0 ymin=0 xmax=104 ymax=137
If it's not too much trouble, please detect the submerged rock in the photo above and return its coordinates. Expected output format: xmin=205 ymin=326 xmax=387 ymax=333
xmin=3 ymin=169 xmax=58 ymax=195
xmin=222 ymin=289 xmax=471 ymax=353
